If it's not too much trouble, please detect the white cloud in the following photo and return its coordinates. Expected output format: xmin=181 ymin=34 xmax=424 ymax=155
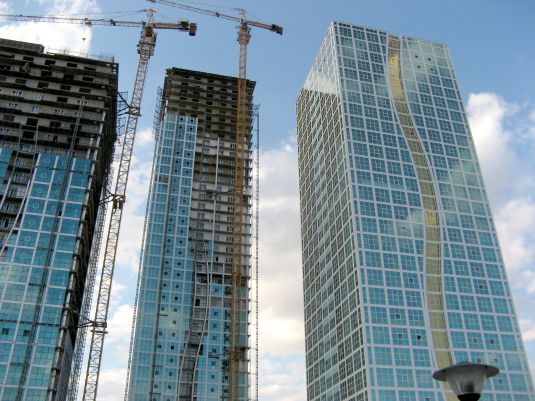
xmin=115 ymin=128 xmax=155 ymax=273
xmin=260 ymin=307 xmax=304 ymax=355
xmin=36 ymin=0 xmax=99 ymax=15
xmin=260 ymin=354 xmax=307 ymax=401
xmin=0 ymin=0 xmax=100 ymax=53
xmin=0 ymin=21 xmax=92 ymax=53
xmin=136 ymin=126 xmax=155 ymax=147
xmin=467 ymin=94 xmax=535 ymax=281
xmin=253 ymin=133 xmax=307 ymax=399
xmin=0 ymin=1 xmax=9 ymax=13
xmin=96 ymin=368 xmax=127 ymax=401
xmin=467 ymin=93 xmax=527 ymax=207
xmin=495 ymin=198 xmax=535 ymax=276
xmin=257 ymin=135 xmax=305 ymax=355
xmin=520 ymin=319 xmax=535 ymax=342
xmin=467 ymin=92 xmax=535 ymax=376
xmin=106 ymin=304 xmax=134 ymax=364
xmin=110 ymin=280 xmax=127 ymax=307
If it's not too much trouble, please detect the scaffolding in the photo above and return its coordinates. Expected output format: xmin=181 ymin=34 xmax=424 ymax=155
xmin=247 ymin=104 xmax=260 ymax=401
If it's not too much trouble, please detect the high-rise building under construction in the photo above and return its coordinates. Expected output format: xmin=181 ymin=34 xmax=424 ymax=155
xmin=125 ymin=68 xmax=254 ymax=401
xmin=0 ymin=39 xmax=118 ymax=400
xmin=297 ymin=22 xmax=534 ymax=401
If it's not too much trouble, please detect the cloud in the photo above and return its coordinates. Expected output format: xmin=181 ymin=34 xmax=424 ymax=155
xmin=253 ymin=133 xmax=307 ymax=399
xmin=257 ymin=134 xmax=305 ymax=355
xmin=36 ymin=0 xmax=99 ymax=15
xmin=495 ymin=198 xmax=535 ymax=276
xmin=136 ymin=125 xmax=155 ymax=147
xmin=0 ymin=0 xmax=100 ymax=53
xmin=467 ymin=92 xmax=535 ymax=374
xmin=520 ymin=319 xmax=535 ymax=342
xmin=0 ymin=1 xmax=9 ymax=13
xmin=115 ymin=128 xmax=155 ymax=273
xmin=106 ymin=304 xmax=134 ymax=364
xmin=110 ymin=280 xmax=127 ymax=307
xmin=260 ymin=354 xmax=307 ymax=401
xmin=466 ymin=93 xmax=535 ymax=279
xmin=0 ymin=21 xmax=92 ymax=53
xmin=467 ymin=93 xmax=531 ymax=207
xmin=96 ymin=368 xmax=127 ymax=401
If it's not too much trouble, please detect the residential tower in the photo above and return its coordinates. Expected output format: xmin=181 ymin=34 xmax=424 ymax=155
xmin=296 ymin=22 xmax=534 ymax=401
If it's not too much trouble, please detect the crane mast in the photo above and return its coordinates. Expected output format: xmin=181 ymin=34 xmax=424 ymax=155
xmin=81 ymin=14 xmax=155 ymax=401
xmin=80 ymin=12 xmax=195 ymax=401
xmin=227 ymin=21 xmax=251 ymax=401
xmin=147 ymin=2 xmax=282 ymax=399
xmin=0 ymin=10 xmax=196 ymax=401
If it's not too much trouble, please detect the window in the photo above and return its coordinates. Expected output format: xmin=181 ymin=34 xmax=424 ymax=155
xmin=394 ymin=349 xmax=412 ymax=366
xmin=392 ymin=329 xmax=409 ymax=345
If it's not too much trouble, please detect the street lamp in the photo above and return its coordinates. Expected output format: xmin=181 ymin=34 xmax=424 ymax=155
xmin=432 ymin=361 xmax=499 ymax=401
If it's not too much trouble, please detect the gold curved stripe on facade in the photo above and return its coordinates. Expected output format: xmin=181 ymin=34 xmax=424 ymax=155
xmin=387 ymin=36 xmax=453 ymax=369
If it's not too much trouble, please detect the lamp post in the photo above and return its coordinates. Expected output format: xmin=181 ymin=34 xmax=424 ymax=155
xmin=432 ymin=361 xmax=499 ymax=401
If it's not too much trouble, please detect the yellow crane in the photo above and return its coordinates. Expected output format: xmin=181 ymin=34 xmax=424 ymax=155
xmin=0 ymin=10 xmax=196 ymax=401
xmin=147 ymin=1 xmax=282 ymax=399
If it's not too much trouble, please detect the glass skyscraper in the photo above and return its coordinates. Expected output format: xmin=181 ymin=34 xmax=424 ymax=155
xmin=296 ymin=22 xmax=534 ymax=401
xmin=126 ymin=68 xmax=254 ymax=401
xmin=0 ymin=39 xmax=118 ymax=400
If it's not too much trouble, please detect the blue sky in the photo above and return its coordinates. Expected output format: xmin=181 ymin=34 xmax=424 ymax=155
xmin=1 ymin=0 xmax=535 ymax=400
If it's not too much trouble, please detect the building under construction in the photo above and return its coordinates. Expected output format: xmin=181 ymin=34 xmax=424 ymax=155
xmin=0 ymin=39 xmax=118 ymax=400
xmin=125 ymin=68 xmax=254 ymax=401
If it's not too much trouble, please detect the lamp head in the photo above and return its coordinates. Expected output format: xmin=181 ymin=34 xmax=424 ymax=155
xmin=433 ymin=362 xmax=499 ymax=401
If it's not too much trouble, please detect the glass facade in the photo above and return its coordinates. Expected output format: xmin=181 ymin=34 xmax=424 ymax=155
xmin=126 ymin=68 xmax=254 ymax=401
xmin=297 ymin=22 xmax=534 ymax=401
xmin=0 ymin=152 xmax=91 ymax=401
xmin=0 ymin=40 xmax=118 ymax=401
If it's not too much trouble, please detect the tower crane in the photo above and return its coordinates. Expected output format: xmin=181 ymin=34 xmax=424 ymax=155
xmin=0 ymin=10 xmax=196 ymax=401
xmin=147 ymin=2 xmax=282 ymax=399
